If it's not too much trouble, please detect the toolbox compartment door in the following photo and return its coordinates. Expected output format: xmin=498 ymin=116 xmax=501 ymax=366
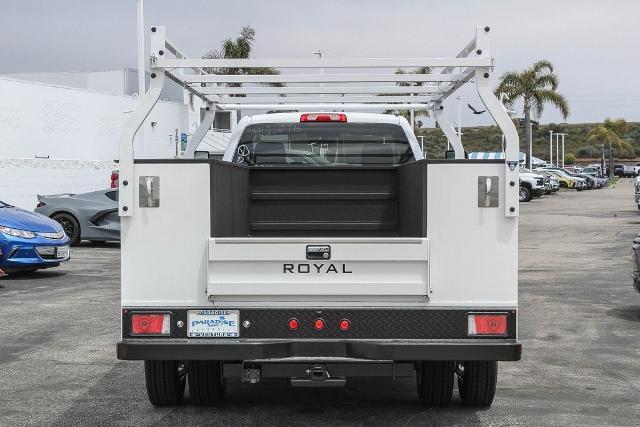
xmin=208 ymin=237 xmax=429 ymax=297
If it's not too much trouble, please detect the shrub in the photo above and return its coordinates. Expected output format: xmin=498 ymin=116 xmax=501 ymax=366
xmin=564 ymin=153 xmax=576 ymax=165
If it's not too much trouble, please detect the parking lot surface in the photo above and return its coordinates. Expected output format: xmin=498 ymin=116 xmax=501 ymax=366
xmin=1 ymin=180 xmax=639 ymax=425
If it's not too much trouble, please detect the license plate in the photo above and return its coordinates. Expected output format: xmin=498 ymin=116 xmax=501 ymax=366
xmin=56 ymin=245 xmax=69 ymax=259
xmin=187 ymin=310 xmax=239 ymax=338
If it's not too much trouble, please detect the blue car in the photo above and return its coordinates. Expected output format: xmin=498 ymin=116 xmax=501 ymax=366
xmin=0 ymin=199 xmax=71 ymax=273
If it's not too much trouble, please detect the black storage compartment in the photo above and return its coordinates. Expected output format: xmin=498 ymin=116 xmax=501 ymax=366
xmin=210 ymin=160 xmax=426 ymax=238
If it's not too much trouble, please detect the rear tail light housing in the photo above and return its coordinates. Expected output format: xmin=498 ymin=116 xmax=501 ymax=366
xmin=300 ymin=113 xmax=347 ymax=123
xmin=36 ymin=201 xmax=46 ymax=208
xmin=131 ymin=313 xmax=171 ymax=335
xmin=468 ymin=313 xmax=507 ymax=336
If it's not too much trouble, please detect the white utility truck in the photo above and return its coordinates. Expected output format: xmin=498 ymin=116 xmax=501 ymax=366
xmin=117 ymin=25 xmax=521 ymax=408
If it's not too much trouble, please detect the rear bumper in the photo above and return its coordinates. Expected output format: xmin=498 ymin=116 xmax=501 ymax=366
xmin=117 ymin=338 xmax=521 ymax=361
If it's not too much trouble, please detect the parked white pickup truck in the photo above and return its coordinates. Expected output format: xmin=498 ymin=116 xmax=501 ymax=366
xmin=116 ymin=25 xmax=521 ymax=409
xmin=623 ymin=163 xmax=640 ymax=177
xmin=519 ymin=167 xmax=545 ymax=202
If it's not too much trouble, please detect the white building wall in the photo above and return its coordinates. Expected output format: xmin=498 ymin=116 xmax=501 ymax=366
xmin=0 ymin=77 xmax=189 ymax=208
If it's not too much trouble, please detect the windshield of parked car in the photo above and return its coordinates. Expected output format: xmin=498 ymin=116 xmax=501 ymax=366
xmin=546 ymin=169 xmax=573 ymax=178
xmin=543 ymin=170 xmax=566 ymax=179
xmin=233 ymin=122 xmax=414 ymax=166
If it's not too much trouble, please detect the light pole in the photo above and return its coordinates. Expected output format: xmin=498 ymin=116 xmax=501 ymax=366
xmin=555 ymin=133 xmax=560 ymax=167
xmin=528 ymin=120 xmax=533 ymax=169
xmin=559 ymin=133 xmax=567 ymax=167
xmin=549 ymin=130 xmax=554 ymax=167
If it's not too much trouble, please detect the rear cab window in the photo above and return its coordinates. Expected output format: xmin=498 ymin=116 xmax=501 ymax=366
xmin=232 ymin=122 xmax=415 ymax=166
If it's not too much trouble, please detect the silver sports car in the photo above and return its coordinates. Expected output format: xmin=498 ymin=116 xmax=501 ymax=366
xmin=35 ymin=189 xmax=120 ymax=246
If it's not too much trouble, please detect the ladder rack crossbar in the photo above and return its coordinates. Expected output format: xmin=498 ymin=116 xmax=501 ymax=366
xmin=180 ymin=73 xmax=466 ymax=84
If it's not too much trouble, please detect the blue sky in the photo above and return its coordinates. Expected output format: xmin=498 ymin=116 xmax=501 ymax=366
xmin=1 ymin=0 xmax=638 ymax=125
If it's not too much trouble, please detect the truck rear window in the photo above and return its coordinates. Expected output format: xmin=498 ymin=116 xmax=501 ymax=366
xmin=233 ymin=122 xmax=414 ymax=166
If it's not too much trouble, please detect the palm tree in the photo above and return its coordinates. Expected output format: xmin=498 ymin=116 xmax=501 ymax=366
xmin=495 ymin=60 xmax=569 ymax=168
xmin=384 ymin=66 xmax=431 ymax=133
xmin=202 ymin=26 xmax=282 ymax=117
xmin=587 ymin=118 xmax=632 ymax=177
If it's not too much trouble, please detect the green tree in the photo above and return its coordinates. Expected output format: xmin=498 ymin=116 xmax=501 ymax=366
xmin=202 ymin=26 xmax=281 ymax=117
xmin=495 ymin=60 xmax=569 ymax=168
xmin=385 ymin=67 xmax=431 ymax=133
xmin=586 ymin=118 xmax=632 ymax=176
xmin=564 ymin=153 xmax=576 ymax=165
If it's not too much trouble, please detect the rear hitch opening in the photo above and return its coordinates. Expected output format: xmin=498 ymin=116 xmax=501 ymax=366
xmin=241 ymin=366 xmax=262 ymax=384
xmin=291 ymin=364 xmax=347 ymax=388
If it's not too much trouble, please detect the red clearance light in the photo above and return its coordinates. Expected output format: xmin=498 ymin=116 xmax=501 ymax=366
xmin=313 ymin=318 xmax=325 ymax=330
xmin=300 ymin=113 xmax=347 ymax=123
xmin=339 ymin=319 xmax=351 ymax=331
xmin=288 ymin=318 xmax=299 ymax=330
xmin=131 ymin=313 xmax=171 ymax=335
xmin=468 ymin=314 xmax=507 ymax=336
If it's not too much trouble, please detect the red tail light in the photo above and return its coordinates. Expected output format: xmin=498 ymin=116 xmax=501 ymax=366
xmin=339 ymin=319 xmax=351 ymax=331
xmin=300 ymin=113 xmax=347 ymax=123
xmin=313 ymin=318 xmax=325 ymax=330
xmin=288 ymin=318 xmax=299 ymax=330
xmin=110 ymin=171 xmax=119 ymax=189
xmin=468 ymin=314 xmax=507 ymax=336
xmin=131 ymin=313 xmax=171 ymax=335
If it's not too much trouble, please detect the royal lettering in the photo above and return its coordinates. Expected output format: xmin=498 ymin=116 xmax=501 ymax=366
xmin=283 ymin=263 xmax=353 ymax=274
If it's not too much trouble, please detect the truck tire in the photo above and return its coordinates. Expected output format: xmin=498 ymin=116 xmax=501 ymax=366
xmin=457 ymin=361 xmax=497 ymax=407
xmin=416 ymin=361 xmax=454 ymax=406
xmin=519 ymin=186 xmax=532 ymax=202
xmin=188 ymin=361 xmax=226 ymax=406
xmin=144 ymin=360 xmax=186 ymax=406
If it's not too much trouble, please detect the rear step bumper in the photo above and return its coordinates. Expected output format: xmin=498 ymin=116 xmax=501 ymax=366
xmin=117 ymin=339 xmax=521 ymax=361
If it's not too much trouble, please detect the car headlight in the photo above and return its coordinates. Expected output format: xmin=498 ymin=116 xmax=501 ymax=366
xmin=0 ymin=225 xmax=37 ymax=239
xmin=37 ymin=231 xmax=65 ymax=239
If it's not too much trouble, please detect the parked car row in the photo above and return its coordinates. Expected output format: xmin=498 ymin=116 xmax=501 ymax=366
xmin=520 ymin=165 xmax=609 ymax=203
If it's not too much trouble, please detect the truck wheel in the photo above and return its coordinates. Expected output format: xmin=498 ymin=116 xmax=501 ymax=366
xmin=416 ymin=361 xmax=454 ymax=406
xmin=188 ymin=361 xmax=226 ymax=406
xmin=457 ymin=361 xmax=497 ymax=407
xmin=144 ymin=360 xmax=186 ymax=406
xmin=519 ymin=186 xmax=532 ymax=202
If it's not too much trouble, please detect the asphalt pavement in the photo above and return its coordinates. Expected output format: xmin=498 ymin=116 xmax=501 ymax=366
xmin=1 ymin=180 xmax=639 ymax=425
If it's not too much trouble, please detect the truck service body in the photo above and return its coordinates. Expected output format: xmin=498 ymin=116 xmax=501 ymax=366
xmin=117 ymin=25 xmax=521 ymax=408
